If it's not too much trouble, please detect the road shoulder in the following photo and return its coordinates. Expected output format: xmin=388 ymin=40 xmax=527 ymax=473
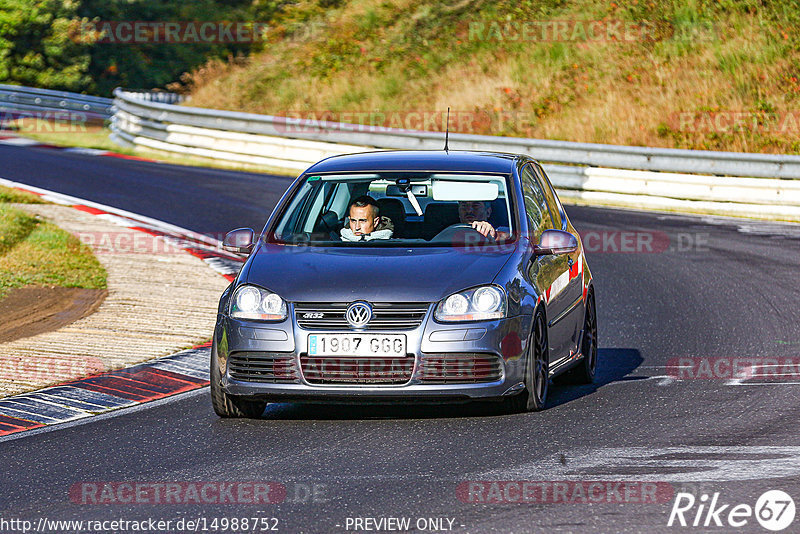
xmin=0 ymin=203 xmax=230 ymax=397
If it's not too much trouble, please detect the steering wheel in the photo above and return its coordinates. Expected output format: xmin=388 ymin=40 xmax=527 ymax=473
xmin=431 ymin=223 xmax=494 ymax=243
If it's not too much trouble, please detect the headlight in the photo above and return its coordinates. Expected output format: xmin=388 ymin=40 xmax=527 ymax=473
xmin=434 ymin=286 xmax=506 ymax=322
xmin=229 ymin=285 xmax=287 ymax=321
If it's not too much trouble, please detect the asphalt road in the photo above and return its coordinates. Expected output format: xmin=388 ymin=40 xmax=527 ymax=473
xmin=1 ymin=144 xmax=800 ymax=534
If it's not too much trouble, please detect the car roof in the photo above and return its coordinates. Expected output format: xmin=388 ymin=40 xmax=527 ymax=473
xmin=303 ymin=150 xmax=525 ymax=175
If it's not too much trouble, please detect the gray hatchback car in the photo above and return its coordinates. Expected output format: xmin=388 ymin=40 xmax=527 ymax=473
xmin=211 ymin=150 xmax=596 ymax=417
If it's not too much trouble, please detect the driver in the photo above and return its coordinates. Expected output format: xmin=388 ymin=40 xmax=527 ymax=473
xmin=458 ymin=201 xmax=508 ymax=240
xmin=340 ymin=195 xmax=394 ymax=241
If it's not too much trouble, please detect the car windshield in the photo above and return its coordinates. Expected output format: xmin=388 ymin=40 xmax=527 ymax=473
xmin=267 ymin=172 xmax=514 ymax=247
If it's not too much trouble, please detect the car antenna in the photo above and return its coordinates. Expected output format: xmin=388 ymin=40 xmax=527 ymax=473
xmin=444 ymin=107 xmax=450 ymax=153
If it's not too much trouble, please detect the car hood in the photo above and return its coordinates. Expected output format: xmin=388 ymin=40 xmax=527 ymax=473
xmin=243 ymin=243 xmax=517 ymax=303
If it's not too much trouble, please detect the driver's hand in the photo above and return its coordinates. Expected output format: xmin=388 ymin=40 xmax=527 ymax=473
xmin=471 ymin=221 xmax=496 ymax=239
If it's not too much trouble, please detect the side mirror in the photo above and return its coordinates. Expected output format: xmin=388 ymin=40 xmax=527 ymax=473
xmin=534 ymin=229 xmax=578 ymax=255
xmin=223 ymin=228 xmax=255 ymax=254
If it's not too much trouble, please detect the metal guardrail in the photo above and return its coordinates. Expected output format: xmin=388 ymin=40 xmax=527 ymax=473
xmin=112 ymin=88 xmax=800 ymax=180
xmin=108 ymin=88 xmax=800 ymax=221
xmin=0 ymin=85 xmax=183 ymax=125
xmin=0 ymin=84 xmax=113 ymax=122
xmin=119 ymin=90 xmax=185 ymax=105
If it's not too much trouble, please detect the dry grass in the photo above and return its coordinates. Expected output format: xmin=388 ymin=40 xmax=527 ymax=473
xmin=181 ymin=0 xmax=800 ymax=154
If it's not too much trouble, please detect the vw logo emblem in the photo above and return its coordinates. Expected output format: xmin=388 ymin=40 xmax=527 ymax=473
xmin=346 ymin=301 xmax=372 ymax=328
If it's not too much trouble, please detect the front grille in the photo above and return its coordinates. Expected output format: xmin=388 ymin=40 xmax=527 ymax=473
xmin=295 ymin=302 xmax=429 ymax=330
xmin=228 ymin=351 xmax=298 ymax=382
xmin=300 ymin=354 xmax=415 ymax=385
xmin=417 ymin=353 xmax=503 ymax=383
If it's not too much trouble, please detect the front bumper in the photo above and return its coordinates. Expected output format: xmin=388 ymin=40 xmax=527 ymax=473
xmin=214 ymin=307 xmax=533 ymax=403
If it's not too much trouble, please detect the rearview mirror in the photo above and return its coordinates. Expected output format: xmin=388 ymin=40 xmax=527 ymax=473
xmin=431 ymin=180 xmax=499 ymax=201
xmin=223 ymin=228 xmax=255 ymax=254
xmin=386 ymin=184 xmax=427 ymax=197
xmin=534 ymin=229 xmax=578 ymax=255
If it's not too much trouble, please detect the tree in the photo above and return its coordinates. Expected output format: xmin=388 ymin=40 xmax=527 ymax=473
xmin=79 ymin=0 xmax=255 ymax=95
xmin=0 ymin=0 xmax=94 ymax=92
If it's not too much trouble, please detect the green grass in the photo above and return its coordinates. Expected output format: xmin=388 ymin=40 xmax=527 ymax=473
xmin=10 ymin=121 xmax=124 ymax=152
xmin=0 ymin=186 xmax=44 ymax=204
xmin=0 ymin=200 xmax=107 ymax=298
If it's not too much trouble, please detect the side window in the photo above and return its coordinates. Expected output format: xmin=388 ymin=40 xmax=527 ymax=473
xmin=532 ymin=164 xmax=563 ymax=229
xmin=274 ymin=180 xmax=317 ymax=237
xmin=520 ymin=164 xmax=553 ymax=237
xmin=303 ymin=182 xmax=341 ymax=232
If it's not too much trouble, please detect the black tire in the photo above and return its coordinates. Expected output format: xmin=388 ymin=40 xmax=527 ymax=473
xmin=210 ymin=340 xmax=268 ymax=418
xmin=506 ymin=311 xmax=549 ymax=413
xmin=562 ymin=291 xmax=597 ymax=385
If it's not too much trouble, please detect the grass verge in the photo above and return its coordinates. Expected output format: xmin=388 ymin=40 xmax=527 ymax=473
xmin=0 ymin=186 xmax=44 ymax=204
xmin=0 ymin=190 xmax=107 ymax=299
xmin=12 ymin=123 xmax=123 ymax=152
xmin=182 ymin=0 xmax=800 ymax=154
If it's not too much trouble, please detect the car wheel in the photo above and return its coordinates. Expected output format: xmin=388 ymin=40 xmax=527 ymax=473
xmin=210 ymin=339 xmax=268 ymax=418
xmin=562 ymin=291 xmax=597 ymax=384
xmin=506 ymin=311 xmax=549 ymax=413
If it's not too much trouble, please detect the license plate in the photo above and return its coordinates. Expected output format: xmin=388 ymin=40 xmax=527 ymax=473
xmin=308 ymin=334 xmax=406 ymax=357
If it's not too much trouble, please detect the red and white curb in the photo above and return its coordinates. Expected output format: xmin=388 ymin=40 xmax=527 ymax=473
xmin=0 ymin=343 xmax=211 ymax=437
xmin=0 ymin=177 xmax=246 ymax=437
xmin=0 ymin=176 xmax=244 ymax=281
xmin=0 ymin=133 xmax=155 ymax=162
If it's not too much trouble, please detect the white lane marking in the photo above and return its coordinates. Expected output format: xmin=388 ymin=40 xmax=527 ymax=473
xmin=0 ymin=137 xmax=40 ymax=146
xmin=735 ymin=222 xmax=800 ymax=239
xmin=39 ymin=194 xmax=73 ymax=205
xmin=728 ymin=382 xmax=800 ymax=386
xmin=749 ymin=364 xmax=800 ymax=376
xmin=727 ymin=363 xmax=800 ymax=385
xmin=648 ymin=375 xmax=676 ymax=386
xmin=95 ymin=213 xmax=143 ymax=227
xmin=63 ymin=147 xmax=108 ymax=156
xmin=656 ymin=213 xmax=800 ymax=238
xmin=602 ymin=375 xmax=676 ymax=386
xmin=475 ymin=446 xmax=800 ymax=482
xmin=624 ymin=365 xmax=800 ymax=386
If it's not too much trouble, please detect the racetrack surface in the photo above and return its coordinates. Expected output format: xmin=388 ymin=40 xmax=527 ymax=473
xmin=1 ymin=143 xmax=800 ymax=533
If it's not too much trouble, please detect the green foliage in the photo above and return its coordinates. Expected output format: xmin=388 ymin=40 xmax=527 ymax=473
xmin=0 ymin=0 xmax=93 ymax=91
xmin=0 ymin=0 xmax=294 ymax=95
xmin=79 ymin=0 xmax=262 ymax=95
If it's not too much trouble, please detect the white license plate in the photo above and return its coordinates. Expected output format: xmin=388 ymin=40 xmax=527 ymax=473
xmin=308 ymin=334 xmax=406 ymax=357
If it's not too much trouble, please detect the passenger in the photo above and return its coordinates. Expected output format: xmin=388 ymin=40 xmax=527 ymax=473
xmin=340 ymin=195 xmax=394 ymax=241
xmin=458 ymin=201 xmax=508 ymax=240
